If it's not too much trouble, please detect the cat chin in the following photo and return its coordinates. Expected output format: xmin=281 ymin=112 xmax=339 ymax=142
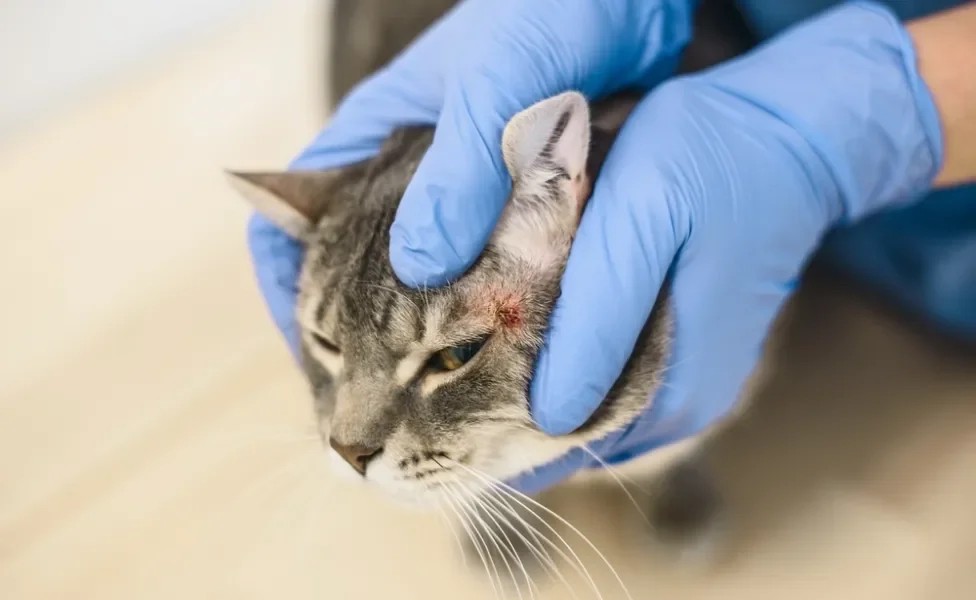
xmin=484 ymin=431 xmax=583 ymax=483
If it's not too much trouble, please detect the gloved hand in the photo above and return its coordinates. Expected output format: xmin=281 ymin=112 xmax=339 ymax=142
xmin=247 ymin=0 xmax=698 ymax=354
xmin=248 ymin=0 xmax=944 ymax=495
xmin=507 ymin=1 xmax=944 ymax=494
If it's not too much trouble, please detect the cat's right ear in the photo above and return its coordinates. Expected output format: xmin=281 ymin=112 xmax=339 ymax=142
xmin=224 ymin=169 xmax=345 ymax=240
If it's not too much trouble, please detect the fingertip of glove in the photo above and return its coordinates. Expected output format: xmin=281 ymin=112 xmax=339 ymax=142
xmin=529 ymin=350 xmax=591 ymax=437
xmin=388 ymin=199 xmax=468 ymax=288
xmin=388 ymin=232 xmax=460 ymax=288
xmin=389 ymin=163 xmax=504 ymax=288
xmin=386 ymin=83 xmax=512 ymax=288
xmin=533 ymin=410 xmax=580 ymax=438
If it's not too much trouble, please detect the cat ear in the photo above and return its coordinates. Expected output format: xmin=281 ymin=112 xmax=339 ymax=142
xmin=502 ymin=91 xmax=591 ymax=188
xmin=493 ymin=92 xmax=592 ymax=266
xmin=224 ymin=169 xmax=345 ymax=240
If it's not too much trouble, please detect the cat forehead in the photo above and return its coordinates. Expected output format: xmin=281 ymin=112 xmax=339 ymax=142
xmin=301 ymin=256 xmax=534 ymax=343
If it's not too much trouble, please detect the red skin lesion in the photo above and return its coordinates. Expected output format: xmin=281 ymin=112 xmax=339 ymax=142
xmin=489 ymin=289 xmax=524 ymax=330
xmin=496 ymin=301 xmax=523 ymax=329
xmin=468 ymin=287 xmax=525 ymax=331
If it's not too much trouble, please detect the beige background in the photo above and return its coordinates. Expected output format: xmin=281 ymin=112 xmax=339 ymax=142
xmin=1 ymin=1 xmax=975 ymax=598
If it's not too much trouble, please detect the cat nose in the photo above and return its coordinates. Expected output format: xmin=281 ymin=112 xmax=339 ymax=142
xmin=328 ymin=437 xmax=382 ymax=476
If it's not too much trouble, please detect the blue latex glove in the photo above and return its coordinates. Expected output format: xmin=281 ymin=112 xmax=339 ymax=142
xmin=248 ymin=0 xmax=943 ymax=494
xmin=248 ymin=0 xmax=698 ymax=355
xmin=733 ymin=0 xmax=976 ymax=342
xmin=507 ymin=1 xmax=944 ymax=494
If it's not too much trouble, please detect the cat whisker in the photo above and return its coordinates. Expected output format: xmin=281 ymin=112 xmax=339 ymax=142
xmin=467 ymin=483 xmax=580 ymax=600
xmin=655 ymin=381 xmax=691 ymax=399
xmin=438 ymin=489 xmax=487 ymax=574
xmin=576 ymin=445 xmax=653 ymax=529
xmin=651 ymin=351 xmax=700 ymax=397
xmin=435 ymin=466 xmax=587 ymax=597
xmin=478 ymin=486 xmax=585 ymax=600
xmin=575 ymin=444 xmax=652 ymax=493
xmin=440 ymin=483 xmax=503 ymax=600
xmin=459 ymin=485 xmax=527 ymax=600
xmin=479 ymin=480 xmax=604 ymax=600
xmin=446 ymin=471 xmax=538 ymax=600
xmin=451 ymin=460 xmax=633 ymax=600
xmin=426 ymin=489 xmax=469 ymax=569
xmin=507 ymin=420 xmax=655 ymax=530
xmin=420 ymin=282 xmax=431 ymax=312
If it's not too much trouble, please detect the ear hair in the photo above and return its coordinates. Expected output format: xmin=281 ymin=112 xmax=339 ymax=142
xmin=224 ymin=169 xmax=345 ymax=240
xmin=492 ymin=91 xmax=593 ymax=267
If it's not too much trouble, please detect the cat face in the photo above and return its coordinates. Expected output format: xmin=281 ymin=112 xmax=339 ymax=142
xmin=228 ymin=92 xmax=670 ymax=506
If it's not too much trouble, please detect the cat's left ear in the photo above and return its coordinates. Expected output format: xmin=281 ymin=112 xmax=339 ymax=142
xmin=224 ymin=169 xmax=347 ymax=240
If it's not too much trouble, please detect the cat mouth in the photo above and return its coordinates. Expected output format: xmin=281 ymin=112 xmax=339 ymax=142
xmin=397 ymin=450 xmax=474 ymax=483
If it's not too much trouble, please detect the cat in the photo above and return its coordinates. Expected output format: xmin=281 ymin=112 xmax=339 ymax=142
xmin=228 ymin=0 xmax=763 ymax=587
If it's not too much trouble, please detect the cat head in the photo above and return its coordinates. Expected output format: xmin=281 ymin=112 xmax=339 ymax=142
xmin=227 ymin=92 xmax=665 ymax=505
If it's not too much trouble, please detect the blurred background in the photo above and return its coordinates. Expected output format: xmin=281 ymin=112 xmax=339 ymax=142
xmin=0 ymin=1 xmax=974 ymax=598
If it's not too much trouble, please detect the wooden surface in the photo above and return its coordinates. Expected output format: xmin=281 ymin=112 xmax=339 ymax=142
xmin=2 ymin=2 xmax=974 ymax=598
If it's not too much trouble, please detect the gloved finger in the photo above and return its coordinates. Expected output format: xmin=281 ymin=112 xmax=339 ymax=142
xmin=243 ymin=65 xmax=435 ymax=360
xmin=628 ymin=236 xmax=790 ymax=448
xmin=528 ymin=99 xmax=692 ymax=436
xmin=247 ymin=213 xmax=305 ymax=357
xmin=389 ymin=0 xmax=696 ymax=287
xmin=388 ymin=52 xmax=558 ymax=287
xmin=248 ymin=65 xmax=438 ymax=359
xmin=248 ymin=8 xmax=463 ymax=355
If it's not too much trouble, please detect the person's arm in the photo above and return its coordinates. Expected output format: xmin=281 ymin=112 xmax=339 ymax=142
xmin=909 ymin=1 xmax=976 ymax=188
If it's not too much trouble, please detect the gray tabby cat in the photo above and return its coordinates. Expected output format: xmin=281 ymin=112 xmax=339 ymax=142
xmin=229 ymin=0 xmax=761 ymax=585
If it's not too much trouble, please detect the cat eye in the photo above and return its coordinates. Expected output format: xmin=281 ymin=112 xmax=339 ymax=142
xmin=427 ymin=337 xmax=488 ymax=373
xmin=311 ymin=332 xmax=340 ymax=353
